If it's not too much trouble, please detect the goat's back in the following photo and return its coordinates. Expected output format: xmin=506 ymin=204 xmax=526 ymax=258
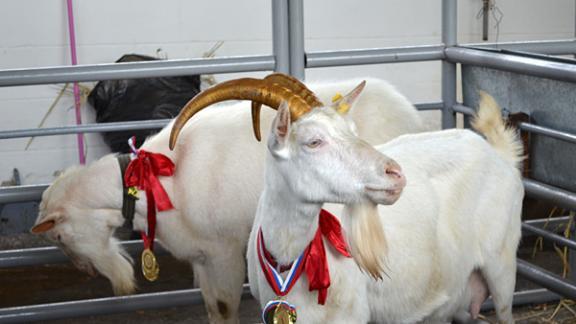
xmin=362 ymin=129 xmax=523 ymax=322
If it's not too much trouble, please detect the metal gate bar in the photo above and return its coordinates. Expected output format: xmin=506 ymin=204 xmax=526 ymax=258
xmin=446 ymin=47 xmax=576 ymax=83
xmin=0 ymin=55 xmax=276 ymax=87
xmin=525 ymin=215 xmax=572 ymax=229
xmin=518 ymin=122 xmax=576 ymax=144
xmin=0 ymin=240 xmax=167 ymax=268
xmin=0 ymin=184 xmax=48 ymax=204
xmin=0 ymin=103 xmax=441 ymax=141
xmin=517 ymin=259 xmax=576 ymax=300
xmin=306 ymin=45 xmax=444 ymax=68
xmin=0 ymin=119 xmax=170 ymax=140
xmin=522 ymin=223 xmax=576 ymax=250
xmin=481 ymin=288 xmax=561 ymax=312
xmin=524 ymin=179 xmax=576 ymax=211
xmin=469 ymin=39 xmax=576 ymax=55
xmin=0 ymin=285 xmax=252 ymax=324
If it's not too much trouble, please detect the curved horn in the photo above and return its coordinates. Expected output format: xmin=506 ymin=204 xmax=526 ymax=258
xmin=263 ymin=73 xmax=323 ymax=107
xmin=251 ymin=73 xmax=323 ymax=141
xmin=169 ymin=77 xmax=313 ymax=150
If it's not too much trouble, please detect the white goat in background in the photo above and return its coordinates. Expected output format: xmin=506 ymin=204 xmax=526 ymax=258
xmin=244 ymin=92 xmax=523 ymax=323
xmin=32 ymin=74 xmax=425 ymax=324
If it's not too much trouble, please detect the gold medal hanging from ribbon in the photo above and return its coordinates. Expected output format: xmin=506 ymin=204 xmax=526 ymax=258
xmin=141 ymin=248 xmax=159 ymax=281
xmin=262 ymin=300 xmax=297 ymax=324
xmin=123 ymin=137 xmax=176 ymax=283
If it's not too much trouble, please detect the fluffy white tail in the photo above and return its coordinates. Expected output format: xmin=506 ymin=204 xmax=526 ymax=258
xmin=471 ymin=91 xmax=524 ymax=170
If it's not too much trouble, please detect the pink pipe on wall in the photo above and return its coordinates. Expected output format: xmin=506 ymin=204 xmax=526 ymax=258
xmin=66 ymin=0 xmax=86 ymax=164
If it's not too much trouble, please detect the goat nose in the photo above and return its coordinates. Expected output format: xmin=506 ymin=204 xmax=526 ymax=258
xmin=385 ymin=162 xmax=404 ymax=180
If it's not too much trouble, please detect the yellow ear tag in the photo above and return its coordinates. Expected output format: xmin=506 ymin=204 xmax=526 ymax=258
xmin=127 ymin=186 xmax=139 ymax=199
xmin=331 ymin=93 xmax=350 ymax=114
xmin=337 ymin=102 xmax=350 ymax=113
xmin=331 ymin=93 xmax=343 ymax=103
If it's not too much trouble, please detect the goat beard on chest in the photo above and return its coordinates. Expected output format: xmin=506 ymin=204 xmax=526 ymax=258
xmin=342 ymin=201 xmax=388 ymax=280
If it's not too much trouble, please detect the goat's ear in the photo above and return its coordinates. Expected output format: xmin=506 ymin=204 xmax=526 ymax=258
xmin=332 ymin=80 xmax=366 ymax=115
xmin=274 ymin=101 xmax=291 ymax=138
xmin=268 ymin=101 xmax=291 ymax=158
xmin=30 ymin=213 xmax=63 ymax=234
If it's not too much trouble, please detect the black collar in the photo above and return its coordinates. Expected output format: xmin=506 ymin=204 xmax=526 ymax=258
xmin=116 ymin=154 xmax=137 ymax=239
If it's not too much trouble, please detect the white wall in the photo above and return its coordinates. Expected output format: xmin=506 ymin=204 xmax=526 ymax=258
xmin=0 ymin=0 xmax=574 ymax=184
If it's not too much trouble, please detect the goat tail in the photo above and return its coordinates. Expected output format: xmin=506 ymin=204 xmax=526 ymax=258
xmin=471 ymin=91 xmax=524 ymax=170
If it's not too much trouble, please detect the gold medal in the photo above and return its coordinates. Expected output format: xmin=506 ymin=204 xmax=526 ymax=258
xmin=263 ymin=300 xmax=297 ymax=324
xmin=141 ymin=248 xmax=159 ymax=281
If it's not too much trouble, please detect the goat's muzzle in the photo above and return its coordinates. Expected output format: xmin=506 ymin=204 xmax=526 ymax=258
xmin=365 ymin=160 xmax=406 ymax=205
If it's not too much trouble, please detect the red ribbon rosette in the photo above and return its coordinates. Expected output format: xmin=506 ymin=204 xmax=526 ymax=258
xmin=124 ymin=149 xmax=175 ymax=250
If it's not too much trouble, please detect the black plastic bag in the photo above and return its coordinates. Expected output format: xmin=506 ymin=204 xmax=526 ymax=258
xmin=88 ymin=54 xmax=201 ymax=153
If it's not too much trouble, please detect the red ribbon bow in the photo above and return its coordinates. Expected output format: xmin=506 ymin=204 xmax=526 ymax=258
xmin=259 ymin=209 xmax=351 ymax=305
xmin=124 ymin=149 xmax=175 ymax=249
xmin=305 ymin=209 xmax=351 ymax=304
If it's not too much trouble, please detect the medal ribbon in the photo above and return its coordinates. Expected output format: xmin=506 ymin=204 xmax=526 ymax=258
xmin=257 ymin=229 xmax=307 ymax=296
xmin=124 ymin=140 xmax=175 ymax=250
xmin=257 ymin=209 xmax=351 ymax=305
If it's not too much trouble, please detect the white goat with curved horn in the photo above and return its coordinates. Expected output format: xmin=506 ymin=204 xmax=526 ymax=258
xmin=245 ymin=91 xmax=523 ymax=323
xmin=31 ymin=73 xmax=425 ymax=324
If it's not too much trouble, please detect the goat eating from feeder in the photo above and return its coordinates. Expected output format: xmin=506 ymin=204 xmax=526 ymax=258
xmin=31 ymin=73 xmax=426 ymax=324
xmin=238 ymin=92 xmax=521 ymax=323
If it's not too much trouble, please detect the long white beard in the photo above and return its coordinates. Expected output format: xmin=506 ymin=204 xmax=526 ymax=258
xmin=343 ymin=201 xmax=388 ymax=280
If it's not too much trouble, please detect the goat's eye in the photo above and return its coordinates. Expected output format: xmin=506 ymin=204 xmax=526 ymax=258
xmin=306 ymin=139 xmax=323 ymax=148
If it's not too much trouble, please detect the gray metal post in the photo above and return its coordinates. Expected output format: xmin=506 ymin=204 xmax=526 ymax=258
xmin=568 ymin=2 xmax=576 ymax=266
xmin=272 ymin=0 xmax=290 ymax=74
xmin=441 ymin=0 xmax=457 ymax=129
xmin=570 ymin=213 xmax=576 ymax=284
xmin=288 ymin=0 xmax=305 ymax=79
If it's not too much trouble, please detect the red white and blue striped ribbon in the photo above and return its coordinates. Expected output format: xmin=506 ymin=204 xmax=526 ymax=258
xmin=257 ymin=228 xmax=306 ymax=296
xmin=128 ymin=136 xmax=138 ymax=156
